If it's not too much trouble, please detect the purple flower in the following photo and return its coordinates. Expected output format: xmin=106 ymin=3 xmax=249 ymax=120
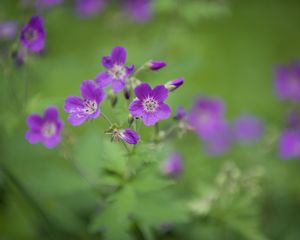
xmin=112 ymin=128 xmax=140 ymax=144
xmin=165 ymin=77 xmax=184 ymax=92
xmin=20 ymin=16 xmax=46 ymax=53
xmin=279 ymin=130 xmax=300 ymax=160
xmin=35 ymin=0 xmax=62 ymax=9
xmin=0 ymin=21 xmax=18 ymax=40
xmin=96 ymin=46 xmax=134 ymax=93
xmin=146 ymin=60 xmax=167 ymax=71
xmin=64 ymin=80 xmax=105 ymax=126
xmin=232 ymin=115 xmax=264 ymax=143
xmin=174 ymin=106 xmax=187 ymax=121
xmin=75 ymin=0 xmax=105 ymax=17
xmin=274 ymin=63 xmax=300 ymax=102
xmin=188 ymin=96 xmax=227 ymax=140
xmin=128 ymin=83 xmax=171 ymax=126
xmin=123 ymin=0 xmax=152 ymax=22
xmin=286 ymin=110 xmax=300 ymax=130
xmin=25 ymin=106 xmax=63 ymax=149
xmin=161 ymin=153 xmax=183 ymax=177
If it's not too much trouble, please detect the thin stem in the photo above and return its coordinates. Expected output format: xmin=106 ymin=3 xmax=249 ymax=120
xmin=101 ymin=112 xmax=112 ymax=126
xmin=154 ymin=123 xmax=160 ymax=143
xmin=133 ymin=65 xmax=146 ymax=77
xmin=122 ymin=141 xmax=131 ymax=155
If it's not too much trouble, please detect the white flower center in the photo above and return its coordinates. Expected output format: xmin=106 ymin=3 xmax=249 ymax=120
xmin=108 ymin=65 xmax=126 ymax=79
xmin=143 ymin=97 xmax=158 ymax=112
xmin=83 ymin=99 xmax=98 ymax=114
xmin=42 ymin=122 xmax=56 ymax=138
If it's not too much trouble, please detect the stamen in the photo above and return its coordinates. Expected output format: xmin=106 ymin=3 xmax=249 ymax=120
xmin=108 ymin=65 xmax=126 ymax=79
xmin=83 ymin=99 xmax=97 ymax=114
xmin=143 ymin=97 xmax=158 ymax=112
xmin=42 ymin=122 xmax=56 ymax=138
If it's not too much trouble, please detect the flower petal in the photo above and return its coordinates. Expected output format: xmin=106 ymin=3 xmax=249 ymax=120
xmin=25 ymin=130 xmax=42 ymax=144
xmin=121 ymin=128 xmax=140 ymax=144
xmin=102 ymin=56 xmax=113 ymax=69
xmin=152 ymin=85 xmax=168 ymax=102
xmin=67 ymin=113 xmax=88 ymax=126
xmin=142 ymin=112 xmax=159 ymax=126
xmin=156 ymin=103 xmax=171 ymax=120
xmin=111 ymin=79 xmax=126 ymax=93
xmin=26 ymin=114 xmax=44 ymax=129
xmin=128 ymin=99 xmax=143 ymax=117
xmin=64 ymin=96 xmax=84 ymax=113
xmin=125 ymin=64 xmax=135 ymax=77
xmin=134 ymin=82 xmax=152 ymax=100
xmin=111 ymin=46 xmax=127 ymax=65
xmin=95 ymin=71 xmax=112 ymax=88
xmin=43 ymin=135 xmax=61 ymax=149
xmin=90 ymin=108 xmax=101 ymax=119
xmin=44 ymin=106 xmax=59 ymax=121
xmin=80 ymin=80 xmax=98 ymax=100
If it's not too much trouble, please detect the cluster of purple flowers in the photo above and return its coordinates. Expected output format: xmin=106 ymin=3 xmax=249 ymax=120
xmin=276 ymin=62 xmax=300 ymax=160
xmin=173 ymin=97 xmax=264 ymax=156
xmin=26 ymin=46 xmax=184 ymax=149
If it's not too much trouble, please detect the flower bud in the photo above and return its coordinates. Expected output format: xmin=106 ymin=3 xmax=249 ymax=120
xmin=174 ymin=106 xmax=187 ymax=120
xmin=146 ymin=60 xmax=167 ymax=71
xmin=123 ymin=86 xmax=131 ymax=100
xmin=161 ymin=153 xmax=183 ymax=177
xmin=165 ymin=77 xmax=184 ymax=92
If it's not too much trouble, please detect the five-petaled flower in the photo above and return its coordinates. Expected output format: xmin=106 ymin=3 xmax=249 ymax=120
xmin=96 ymin=46 xmax=134 ymax=93
xmin=129 ymin=83 xmax=171 ymax=126
xmin=64 ymin=80 xmax=105 ymax=126
xmin=25 ymin=106 xmax=64 ymax=149
xmin=20 ymin=16 xmax=46 ymax=52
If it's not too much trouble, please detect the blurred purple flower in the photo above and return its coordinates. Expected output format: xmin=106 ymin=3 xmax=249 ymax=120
xmin=147 ymin=60 xmax=167 ymax=71
xmin=119 ymin=128 xmax=140 ymax=144
xmin=129 ymin=83 xmax=171 ymax=126
xmin=174 ymin=106 xmax=187 ymax=121
xmin=165 ymin=77 xmax=184 ymax=92
xmin=25 ymin=106 xmax=64 ymax=149
xmin=275 ymin=63 xmax=300 ymax=102
xmin=286 ymin=110 xmax=300 ymax=130
xmin=20 ymin=16 xmax=45 ymax=52
xmin=279 ymin=130 xmax=300 ymax=160
xmin=64 ymin=80 xmax=105 ymax=126
xmin=161 ymin=153 xmax=183 ymax=177
xmin=35 ymin=0 xmax=62 ymax=9
xmin=0 ymin=21 xmax=18 ymax=40
xmin=123 ymin=0 xmax=152 ymax=22
xmin=232 ymin=115 xmax=264 ymax=143
xmin=188 ymin=96 xmax=227 ymax=140
xmin=75 ymin=0 xmax=105 ymax=17
xmin=96 ymin=46 xmax=134 ymax=93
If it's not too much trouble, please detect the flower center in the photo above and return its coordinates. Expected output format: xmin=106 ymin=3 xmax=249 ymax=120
xmin=42 ymin=122 xmax=56 ymax=138
xmin=25 ymin=28 xmax=38 ymax=41
xmin=109 ymin=65 xmax=126 ymax=79
xmin=143 ymin=97 xmax=158 ymax=112
xmin=83 ymin=99 xmax=98 ymax=114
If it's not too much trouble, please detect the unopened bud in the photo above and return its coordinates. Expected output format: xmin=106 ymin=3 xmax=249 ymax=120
xmin=165 ymin=77 xmax=184 ymax=92
xmin=123 ymin=86 xmax=131 ymax=100
xmin=146 ymin=60 xmax=167 ymax=71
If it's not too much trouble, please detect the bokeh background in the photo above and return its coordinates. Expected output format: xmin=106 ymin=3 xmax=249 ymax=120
xmin=1 ymin=0 xmax=300 ymax=239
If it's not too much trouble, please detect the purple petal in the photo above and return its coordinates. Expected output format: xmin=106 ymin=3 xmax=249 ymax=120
xmin=111 ymin=79 xmax=126 ymax=93
xmin=44 ymin=106 xmax=59 ymax=121
xmin=26 ymin=114 xmax=44 ymax=129
xmin=80 ymin=80 xmax=104 ymax=102
xmin=111 ymin=46 xmax=127 ymax=65
xmin=147 ymin=60 xmax=167 ymax=71
xmin=125 ymin=64 xmax=135 ymax=77
xmin=142 ymin=112 xmax=159 ymax=126
xmin=161 ymin=153 xmax=183 ymax=177
xmin=89 ymin=108 xmax=101 ymax=119
xmin=279 ymin=130 xmax=300 ymax=160
xmin=129 ymin=99 xmax=143 ymax=117
xmin=134 ymin=83 xmax=152 ymax=100
xmin=64 ymin=96 xmax=84 ymax=113
xmin=102 ymin=56 xmax=113 ymax=69
xmin=67 ymin=113 xmax=88 ymax=126
xmin=156 ymin=103 xmax=171 ymax=120
xmin=42 ymin=135 xmax=61 ymax=149
xmin=26 ymin=130 xmax=42 ymax=144
xmin=152 ymin=85 xmax=168 ymax=102
xmin=95 ymin=71 xmax=112 ymax=88
xmin=121 ymin=128 xmax=140 ymax=144
xmin=75 ymin=0 xmax=105 ymax=18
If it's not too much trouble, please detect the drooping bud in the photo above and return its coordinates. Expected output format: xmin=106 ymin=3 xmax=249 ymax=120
xmin=161 ymin=152 xmax=183 ymax=177
xmin=174 ymin=106 xmax=187 ymax=120
xmin=119 ymin=128 xmax=140 ymax=144
xmin=165 ymin=77 xmax=184 ymax=92
xmin=146 ymin=60 xmax=167 ymax=71
xmin=123 ymin=86 xmax=131 ymax=100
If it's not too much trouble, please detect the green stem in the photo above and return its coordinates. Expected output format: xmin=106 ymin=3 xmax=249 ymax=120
xmin=101 ymin=112 xmax=112 ymax=126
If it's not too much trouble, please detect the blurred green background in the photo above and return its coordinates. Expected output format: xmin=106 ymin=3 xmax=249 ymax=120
xmin=1 ymin=0 xmax=300 ymax=239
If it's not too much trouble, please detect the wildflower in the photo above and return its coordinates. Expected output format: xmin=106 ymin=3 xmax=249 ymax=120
xmin=161 ymin=153 xmax=183 ymax=177
xmin=129 ymin=83 xmax=171 ymax=126
xmin=188 ymin=96 xmax=227 ymax=140
xmin=274 ymin=62 xmax=300 ymax=102
xmin=25 ymin=106 xmax=63 ymax=149
xmin=75 ymin=0 xmax=105 ymax=17
xmin=174 ymin=106 xmax=187 ymax=121
xmin=111 ymin=128 xmax=140 ymax=144
xmin=286 ymin=110 xmax=300 ymax=130
xmin=20 ymin=16 xmax=46 ymax=52
xmin=232 ymin=115 xmax=264 ymax=143
xmin=165 ymin=77 xmax=184 ymax=92
xmin=96 ymin=46 xmax=134 ymax=93
xmin=0 ymin=21 xmax=18 ymax=40
xmin=146 ymin=60 xmax=167 ymax=71
xmin=123 ymin=0 xmax=152 ymax=22
xmin=279 ymin=130 xmax=300 ymax=160
xmin=64 ymin=80 xmax=105 ymax=126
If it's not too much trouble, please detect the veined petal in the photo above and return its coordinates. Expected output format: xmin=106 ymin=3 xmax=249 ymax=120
xmin=128 ymin=99 xmax=143 ymax=117
xmin=111 ymin=46 xmax=127 ymax=65
xmin=125 ymin=64 xmax=135 ymax=77
xmin=96 ymin=71 xmax=112 ymax=88
xmin=156 ymin=103 xmax=171 ymax=120
xmin=64 ymin=96 xmax=84 ymax=113
xmin=134 ymin=82 xmax=152 ymax=100
xmin=67 ymin=112 xmax=88 ymax=126
xmin=152 ymin=85 xmax=168 ymax=102
xmin=80 ymin=80 xmax=98 ymax=100
xmin=111 ymin=79 xmax=126 ymax=93
xmin=102 ymin=56 xmax=113 ymax=69
xmin=142 ymin=112 xmax=159 ymax=126
xmin=121 ymin=128 xmax=140 ymax=144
